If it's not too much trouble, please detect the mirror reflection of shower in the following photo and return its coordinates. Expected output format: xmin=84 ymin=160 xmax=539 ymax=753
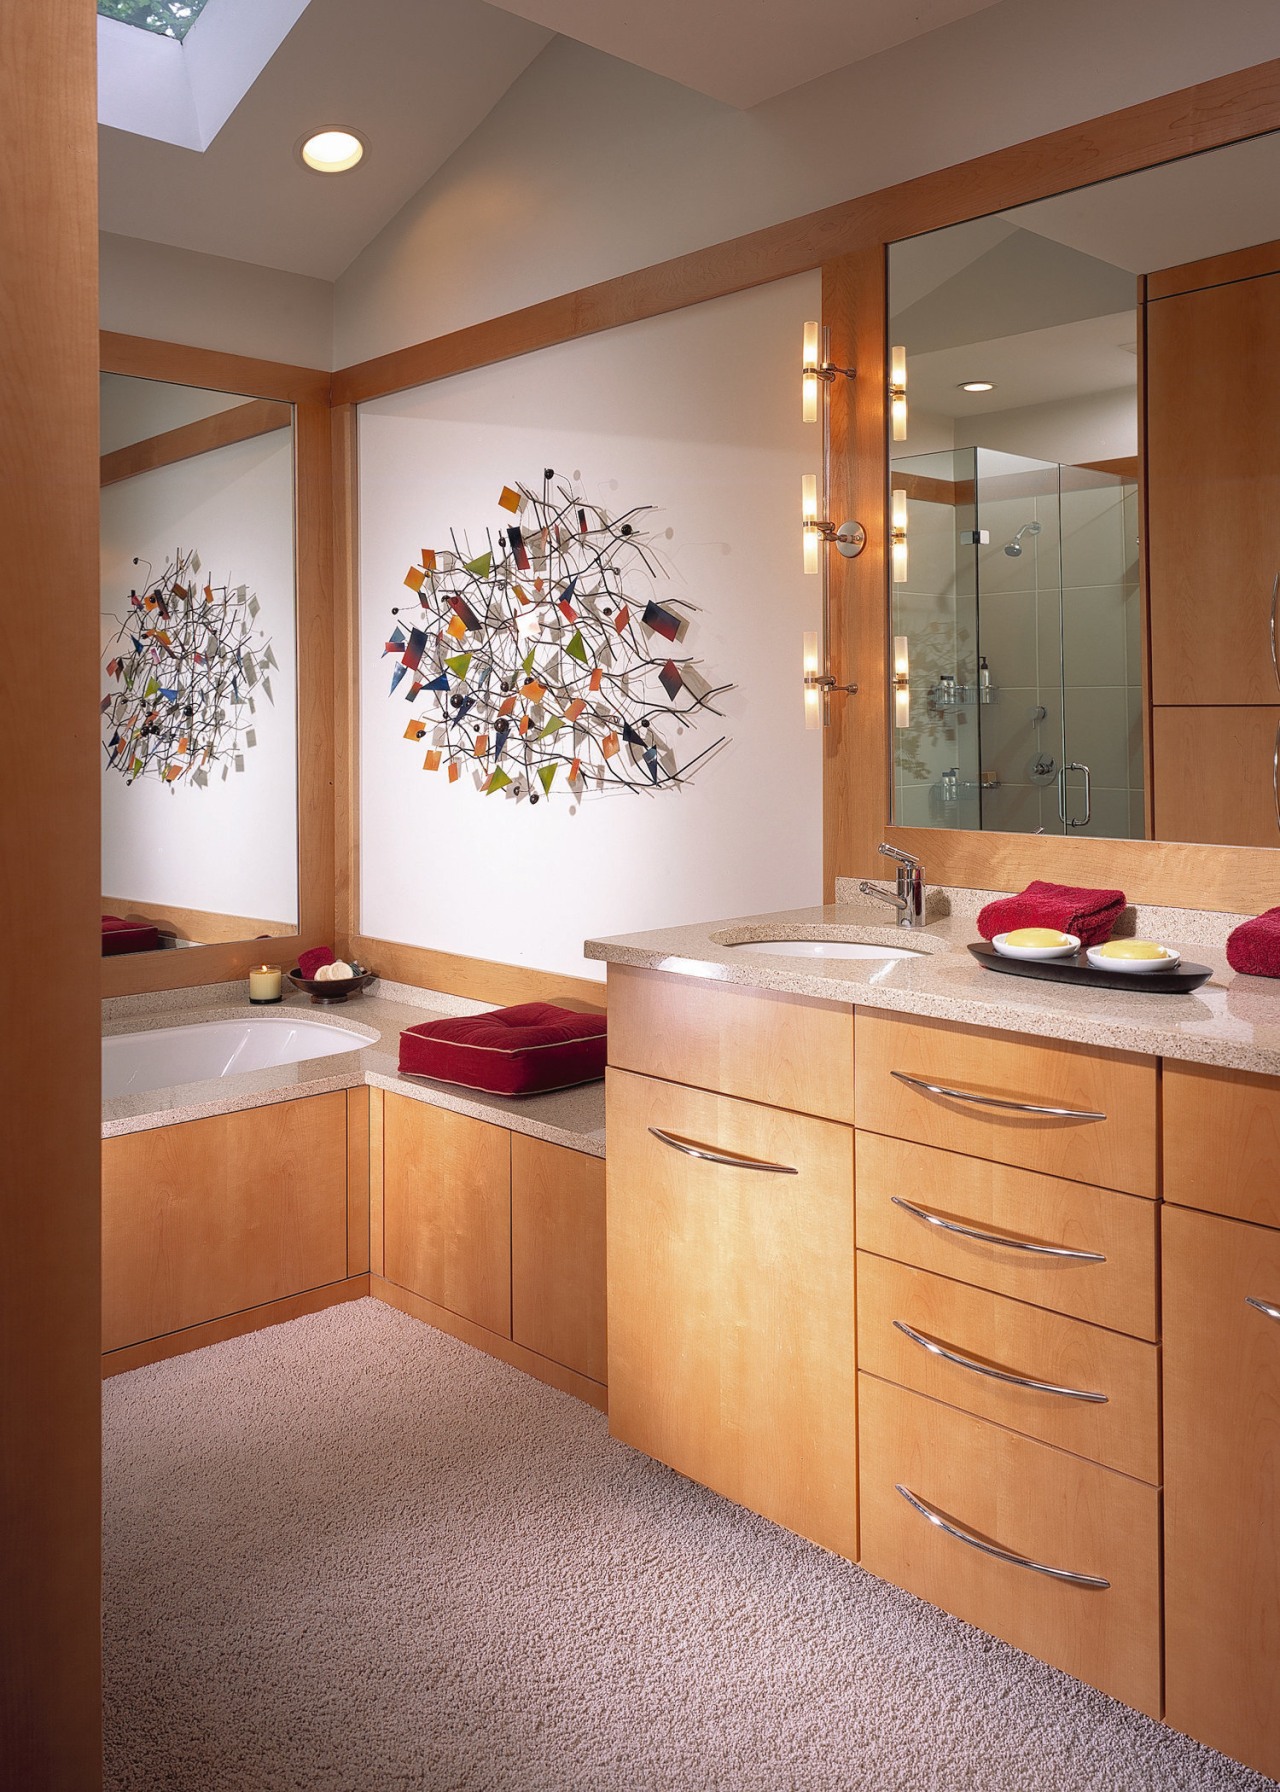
xmin=1004 ymin=521 xmax=1042 ymax=557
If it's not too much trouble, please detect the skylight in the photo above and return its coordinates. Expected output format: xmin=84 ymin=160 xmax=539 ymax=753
xmin=97 ymin=0 xmax=213 ymax=43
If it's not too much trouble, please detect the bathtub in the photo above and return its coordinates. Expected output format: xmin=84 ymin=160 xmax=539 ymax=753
xmin=103 ymin=1014 xmax=373 ymax=1101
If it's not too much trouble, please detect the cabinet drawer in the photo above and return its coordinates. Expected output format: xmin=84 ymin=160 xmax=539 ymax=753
xmin=854 ymin=1012 xmax=1157 ymax=1197
xmin=858 ymin=1375 xmax=1161 ymax=1716
xmin=857 ymin=1256 xmax=1159 ymax=1481
xmin=1164 ymin=1059 xmax=1280 ymax=1227
xmin=606 ymin=1067 xmax=856 ymax=1557
xmin=511 ymin=1136 xmax=607 ymax=1385
xmin=608 ymin=963 xmax=855 ymax=1123
xmin=855 ymin=1133 xmax=1157 ymax=1339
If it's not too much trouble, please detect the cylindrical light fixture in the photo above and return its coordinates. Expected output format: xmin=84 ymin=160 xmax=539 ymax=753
xmin=802 ymin=473 xmax=820 ymax=575
xmin=889 ymin=345 xmax=908 ymax=442
xmin=802 ymin=321 xmax=821 ymax=424
xmin=891 ymin=487 xmax=909 ymax=585
xmin=803 ymin=630 xmax=822 ymax=729
xmin=893 ymin=634 xmax=911 ymax=729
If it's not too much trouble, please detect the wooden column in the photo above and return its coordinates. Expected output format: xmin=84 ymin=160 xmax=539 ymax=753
xmin=0 ymin=0 xmax=102 ymax=1784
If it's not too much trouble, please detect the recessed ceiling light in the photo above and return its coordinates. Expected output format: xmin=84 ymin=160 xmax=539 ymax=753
xmin=299 ymin=129 xmax=366 ymax=174
xmin=958 ymin=380 xmax=995 ymax=393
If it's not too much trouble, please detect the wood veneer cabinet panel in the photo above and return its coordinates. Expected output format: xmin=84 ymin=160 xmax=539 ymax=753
xmin=511 ymin=1137 xmax=607 ymax=1384
xmin=1151 ymin=707 xmax=1280 ymax=847
xmin=1164 ymin=1205 xmax=1280 ymax=1779
xmin=101 ymin=1095 xmax=349 ymax=1352
xmin=858 ymin=1376 xmax=1161 ymax=1716
xmin=1147 ymin=273 xmax=1280 ymax=707
xmin=607 ymin=1067 xmax=856 ymax=1557
xmin=382 ymin=1094 xmax=511 ymax=1337
xmin=855 ymin=1133 xmax=1157 ymax=1339
xmin=856 ymin=1256 xmax=1159 ymax=1481
xmin=1164 ymin=1060 xmax=1280 ymax=1226
xmin=607 ymin=963 xmax=855 ymax=1123
xmin=854 ymin=1013 xmax=1157 ymax=1197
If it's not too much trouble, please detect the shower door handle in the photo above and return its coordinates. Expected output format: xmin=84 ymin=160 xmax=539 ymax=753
xmin=1058 ymin=761 xmax=1092 ymax=830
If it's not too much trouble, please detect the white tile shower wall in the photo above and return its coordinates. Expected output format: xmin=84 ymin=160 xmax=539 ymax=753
xmin=356 ymin=274 xmax=823 ymax=982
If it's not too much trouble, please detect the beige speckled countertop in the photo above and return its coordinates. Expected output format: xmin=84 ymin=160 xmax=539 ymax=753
xmin=585 ymin=893 xmax=1280 ymax=1078
xmin=102 ymin=980 xmax=606 ymax=1155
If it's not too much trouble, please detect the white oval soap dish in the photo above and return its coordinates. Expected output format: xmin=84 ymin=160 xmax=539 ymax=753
xmin=1085 ymin=944 xmax=1181 ymax=974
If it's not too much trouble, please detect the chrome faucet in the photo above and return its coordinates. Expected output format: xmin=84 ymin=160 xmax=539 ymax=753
xmin=858 ymin=844 xmax=926 ymax=928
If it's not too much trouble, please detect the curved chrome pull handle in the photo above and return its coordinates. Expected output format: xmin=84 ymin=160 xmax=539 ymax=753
xmin=1271 ymin=573 xmax=1279 ymax=695
xmin=892 ymin=1319 xmax=1108 ymax=1403
xmin=890 ymin=1069 xmax=1105 ymax=1121
xmin=1273 ymin=721 xmax=1280 ymax=836
xmin=1063 ymin=759 xmax=1092 ymax=830
xmin=647 ymin=1126 xmax=798 ymax=1175
xmin=889 ymin=1195 xmax=1106 ymax=1261
xmin=1247 ymin=1295 xmax=1280 ymax=1322
xmin=895 ymin=1484 xmax=1110 ymax=1589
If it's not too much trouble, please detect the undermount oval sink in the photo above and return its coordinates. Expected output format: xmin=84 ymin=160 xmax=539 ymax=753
xmin=724 ymin=938 xmax=923 ymax=961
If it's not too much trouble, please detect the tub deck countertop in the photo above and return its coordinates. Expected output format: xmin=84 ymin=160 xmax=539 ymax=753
xmin=101 ymin=984 xmax=607 ymax=1156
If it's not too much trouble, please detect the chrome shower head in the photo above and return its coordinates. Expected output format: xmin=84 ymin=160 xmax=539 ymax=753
xmin=1004 ymin=521 xmax=1042 ymax=558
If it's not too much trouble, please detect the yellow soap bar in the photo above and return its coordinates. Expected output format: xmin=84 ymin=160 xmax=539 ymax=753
xmin=1094 ymin=939 xmax=1168 ymax=960
xmin=1005 ymin=927 xmax=1072 ymax=947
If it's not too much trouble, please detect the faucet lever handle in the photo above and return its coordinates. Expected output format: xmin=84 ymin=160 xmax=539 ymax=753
xmin=878 ymin=842 xmax=921 ymax=870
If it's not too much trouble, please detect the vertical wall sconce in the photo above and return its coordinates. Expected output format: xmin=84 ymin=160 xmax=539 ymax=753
xmin=889 ymin=344 xmax=908 ymax=442
xmin=800 ymin=323 xmax=862 ymax=724
xmin=893 ymin=634 xmax=911 ymax=729
xmin=803 ymin=630 xmax=823 ymax=730
xmin=801 ymin=473 xmax=821 ymax=575
xmin=801 ymin=321 xmax=822 ymax=424
xmin=891 ymin=487 xmax=909 ymax=585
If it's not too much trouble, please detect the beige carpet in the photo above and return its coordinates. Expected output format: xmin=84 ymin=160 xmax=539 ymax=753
xmin=103 ymin=1299 xmax=1275 ymax=1792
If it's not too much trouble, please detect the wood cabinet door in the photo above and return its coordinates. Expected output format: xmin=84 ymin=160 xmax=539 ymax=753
xmin=382 ymin=1094 xmax=511 ymax=1338
xmin=511 ymin=1136 xmax=607 ymax=1385
xmin=606 ymin=1067 xmax=856 ymax=1559
xmin=101 ymin=1094 xmax=349 ymax=1352
xmin=1151 ymin=706 xmax=1280 ymax=847
xmin=1164 ymin=1205 xmax=1280 ymax=1779
xmin=1148 ymin=272 xmax=1280 ymax=706
xmin=1164 ymin=1059 xmax=1280 ymax=1227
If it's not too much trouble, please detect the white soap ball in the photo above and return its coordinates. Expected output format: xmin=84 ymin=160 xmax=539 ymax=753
xmin=329 ymin=959 xmax=354 ymax=980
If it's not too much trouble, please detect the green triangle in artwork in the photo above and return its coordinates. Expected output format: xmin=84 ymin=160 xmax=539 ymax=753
xmin=521 ymin=648 xmax=536 ymax=676
xmin=538 ymin=717 xmax=564 ymax=739
xmin=565 ymin=629 xmax=588 ymax=664
xmin=538 ymin=764 xmax=557 ymax=795
xmin=144 ymin=677 xmax=159 ymax=698
xmin=485 ymin=768 xmax=513 ymax=795
xmin=464 ymin=551 xmax=492 ymax=577
xmin=444 ymin=652 xmax=472 ymax=679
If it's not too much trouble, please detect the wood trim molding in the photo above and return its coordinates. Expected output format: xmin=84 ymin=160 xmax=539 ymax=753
xmin=1147 ymin=234 xmax=1280 ymax=301
xmin=100 ymin=397 xmax=290 ymax=486
xmin=332 ymin=59 xmax=1280 ymax=405
xmin=100 ymin=1275 xmax=369 ymax=1377
xmin=100 ymin=330 xmax=330 ymax=405
xmin=102 ymin=385 xmax=336 ymax=996
xmin=101 ymin=896 xmax=293 ymax=944
xmin=350 ymin=935 xmax=606 ymax=1011
xmin=333 ymin=403 xmax=360 ymax=959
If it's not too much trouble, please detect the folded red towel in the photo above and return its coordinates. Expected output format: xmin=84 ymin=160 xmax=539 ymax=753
xmin=976 ymin=880 xmax=1126 ymax=949
xmin=1226 ymin=908 xmax=1280 ymax=977
xmin=298 ymin=945 xmax=336 ymax=979
xmin=399 ymin=1003 xmax=607 ymax=1097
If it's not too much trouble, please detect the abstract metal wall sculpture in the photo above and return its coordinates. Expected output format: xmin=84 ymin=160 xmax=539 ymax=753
xmin=386 ymin=473 xmax=732 ymax=803
xmin=102 ymin=548 xmax=275 ymax=787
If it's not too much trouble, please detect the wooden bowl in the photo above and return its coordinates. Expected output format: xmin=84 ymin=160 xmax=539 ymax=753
xmin=287 ymin=964 xmax=377 ymax=1003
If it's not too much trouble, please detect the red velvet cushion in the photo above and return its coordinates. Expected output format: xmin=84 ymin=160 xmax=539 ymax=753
xmin=399 ymin=1002 xmax=607 ymax=1096
xmin=102 ymin=915 xmax=160 ymax=956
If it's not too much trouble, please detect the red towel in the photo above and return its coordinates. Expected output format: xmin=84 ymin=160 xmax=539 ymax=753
xmin=976 ymin=880 xmax=1126 ymax=949
xmin=1226 ymin=908 xmax=1280 ymax=977
xmin=298 ymin=945 xmax=336 ymax=979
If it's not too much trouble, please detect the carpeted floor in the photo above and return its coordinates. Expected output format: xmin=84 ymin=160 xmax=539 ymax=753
xmin=103 ymin=1299 xmax=1276 ymax=1792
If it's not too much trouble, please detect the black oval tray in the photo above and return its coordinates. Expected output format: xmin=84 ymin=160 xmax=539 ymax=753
xmin=968 ymin=941 xmax=1213 ymax=994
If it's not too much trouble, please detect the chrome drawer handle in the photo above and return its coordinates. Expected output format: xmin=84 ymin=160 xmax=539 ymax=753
xmin=1271 ymin=572 xmax=1279 ymax=695
xmin=1247 ymin=1296 xmax=1280 ymax=1322
xmin=890 ymin=1195 xmax=1106 ymax=1262
xmin=647 ymin=1127 xmax=798 ymax=1175
xmin=895 ymin=1483 xmax=1110 ymax=1589
xmin=892 ymin=1319 xmax=1108 ymax=1403
xmin=890 ymin=1069 xmax=1105 ymax=1121
xmin=1274 ymin=721 xmax=1280 ymax=835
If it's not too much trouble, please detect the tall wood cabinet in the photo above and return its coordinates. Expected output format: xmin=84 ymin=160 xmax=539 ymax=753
xmin=1147 ymin=241 xmax=1280 ymax=843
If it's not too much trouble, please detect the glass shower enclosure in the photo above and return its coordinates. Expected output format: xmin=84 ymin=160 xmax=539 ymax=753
xmin=890 ymin=446 xmax=1142 ymax=838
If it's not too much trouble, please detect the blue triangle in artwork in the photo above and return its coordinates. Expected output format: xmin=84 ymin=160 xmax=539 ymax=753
xmin=423 ymin=673 xmax=449 ymax=692
xmin=390 ymin=663 xmax=408 ymax=694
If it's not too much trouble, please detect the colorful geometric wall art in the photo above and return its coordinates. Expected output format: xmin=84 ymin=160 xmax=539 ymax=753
xmin=386 ymin=473 xmax=732 ymax=803
xmin=102 ymin=548 xmax=275 ymax=787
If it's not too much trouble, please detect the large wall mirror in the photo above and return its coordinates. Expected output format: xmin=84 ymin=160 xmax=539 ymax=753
xmin=888 ymin=129 xmax=1280 ymax=849
xmin=99 ymin=370 xmax=299 ymax=954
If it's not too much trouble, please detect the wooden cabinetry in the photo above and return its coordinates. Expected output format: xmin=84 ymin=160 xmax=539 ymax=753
xmin=1164 ymin=1204 xmax=1280 ymax=1778
xmin=1151 ymin=706 xmax=1280 ymax=847
xmin=606 ymin=1065 xmax=857 ymax=1557
xmin=377 ymin=1091 xmax=607 ymax=1406
xmin=101 ymin=1092 xmax=351 ymax=1355
xmin=1164 ymin=1058 xmax=1280 ymax=1227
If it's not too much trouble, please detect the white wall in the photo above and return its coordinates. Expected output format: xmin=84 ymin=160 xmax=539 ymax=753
xmin=100 ymin=430 xmax=299 ymax=925
xmin=955 ymin=389 xmax=1137 ymax=464
xmin=358 ymin=273 xmax=823 ymax=981
xmin=334 ymin=0 xmax=1280 ymax=364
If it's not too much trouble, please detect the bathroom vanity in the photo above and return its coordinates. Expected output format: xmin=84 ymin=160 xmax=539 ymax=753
xmin=589 ymin=900 xmax=1280 ymax=1779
